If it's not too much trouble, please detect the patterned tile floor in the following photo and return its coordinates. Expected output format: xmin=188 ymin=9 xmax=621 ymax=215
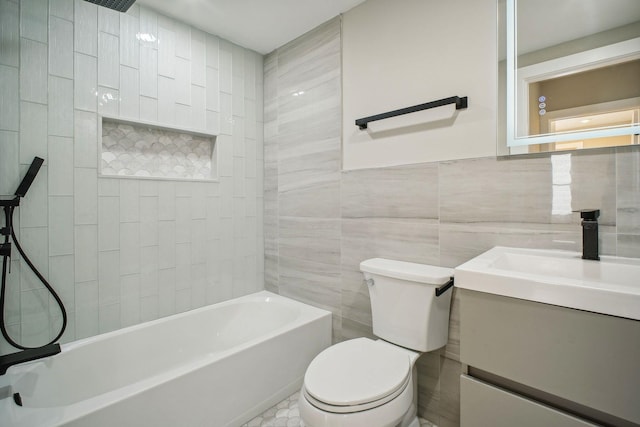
xmin=241 ymin=391 xmax=437 ymax=427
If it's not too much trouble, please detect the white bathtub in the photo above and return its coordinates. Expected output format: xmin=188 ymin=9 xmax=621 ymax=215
xmin=0 ymin=291 xmax=332 ymax=427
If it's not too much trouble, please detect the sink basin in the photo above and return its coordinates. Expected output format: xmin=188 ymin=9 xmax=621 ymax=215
xmin=454 ymin=246 xmax=640 ymax=320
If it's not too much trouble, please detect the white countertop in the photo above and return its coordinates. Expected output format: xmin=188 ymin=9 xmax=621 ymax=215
xmin=454 ymin=246 xmax=640 ymax=321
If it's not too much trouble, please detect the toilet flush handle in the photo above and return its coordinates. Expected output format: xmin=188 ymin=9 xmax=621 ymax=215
xmin=364 ymin=278 xmax=375 ymax=287
xmin=435 ymin=277 xmax=454 ymax=297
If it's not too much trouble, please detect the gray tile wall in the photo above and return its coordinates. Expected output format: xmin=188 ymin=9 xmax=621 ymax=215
xmin=264 ymin=18 xmax=343 ymax=337
xmin=0 ymin=0 xmax=264 ymax=353
xmin=263 ymin=16 xmax=640 ymax=427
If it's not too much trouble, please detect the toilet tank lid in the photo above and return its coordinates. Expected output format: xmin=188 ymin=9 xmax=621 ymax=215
xmin=360 ymin=258 xmax=453 ymax=285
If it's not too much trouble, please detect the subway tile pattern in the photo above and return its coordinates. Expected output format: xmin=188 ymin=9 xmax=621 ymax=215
xmin=0 ymin=1 xmax=264 ymax=355
xmin=0 ymin=1 xmax=20 ymax=67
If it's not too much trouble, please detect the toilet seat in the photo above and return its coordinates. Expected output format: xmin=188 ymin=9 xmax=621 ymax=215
xmin=303 ymin=338 xmax=412 ymax=413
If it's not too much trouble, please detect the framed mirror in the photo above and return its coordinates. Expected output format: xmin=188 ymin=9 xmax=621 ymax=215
xmin=500 ymin=0 xmax=640 ymax=155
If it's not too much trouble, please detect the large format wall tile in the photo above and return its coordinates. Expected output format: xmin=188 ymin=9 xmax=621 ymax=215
xmin=440 ymin=221 xmax=578 ymax=268
xmin=444 ymin=289 xmax=461 ymax=361
xmin=440 ymin=156 xmax=553 ymax=224
xmin=441 ymin=152 xmax=618 ymax=228
xmin=342 ymin=163 xmax=439 ymax=219
xmin=278 ymin=247 xmax=340 ymax=301
xmin=279 ymin=217 xmax=340 ymax=265
xmin=278 ymin=179 xmax=341 ymax=218
xmin=277 ymin=79 xmax=341 ymax=146
xmin=341 ymin=218 xmax=439 ymax=269
xmin=440 ymin=221 xmax=618 ymax=268
xmin=278 ymin=253 xmax=341 ymax=326
xmin=277 ymin=216 xmax=341 ymax=333
xmin=278 ymin=134 xmax=342 ymax=195
xmin=339 ymin=267 xmax=371 ymax=334
xmin=618 ymin=234 xmax=640 ymax=257
xmin=416 ymin=350 xmax=442 ymax=426
xmin=617 ymin=141 xmax=640 ymax=256
xmin=276 ymin=18 xmax=341 ymax=219
xmin=338 ymin=162 xmax=442 ymax=361
xmin=263 ymin=52 xmax=279 ymax=292
xmin=267 ymin=17 xmax=342 ymax=340
xmin=567 ymin=150 xmax=617 ymax=226
xmin=277 ymin=95 xmax=341 ymax=219
xmin=276 ymin=18 xmax=341 ymax=96
xmin=617 ymin=147 xmax=640 ymax=235
xmin=438 ymin=356 xmax=463 ymax=427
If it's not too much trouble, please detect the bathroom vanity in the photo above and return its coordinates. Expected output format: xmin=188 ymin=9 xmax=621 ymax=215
xmin=454 ymin=247 xmax=640 ymax=427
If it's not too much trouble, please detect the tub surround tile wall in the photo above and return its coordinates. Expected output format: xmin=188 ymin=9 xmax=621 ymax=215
xmin=263 ymin=53 xmax=278 ymax=293
xmin=0 ymin=0 xmax=264 ymax=353
xmin=263 ymin=15 xmax=640 ymax=427
xmin=264 ymin=18 xmax=343 ymax=338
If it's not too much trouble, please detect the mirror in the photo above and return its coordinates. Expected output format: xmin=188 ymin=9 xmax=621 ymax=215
xmin=500 ymin=0 xmax=640 ymax=155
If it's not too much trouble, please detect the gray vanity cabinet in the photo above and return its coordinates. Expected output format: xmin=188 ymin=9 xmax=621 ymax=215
xmin=461 ymin=375 xmax=598 ymax=427
xmin=459 ymin=289 xmax=640 ymax=427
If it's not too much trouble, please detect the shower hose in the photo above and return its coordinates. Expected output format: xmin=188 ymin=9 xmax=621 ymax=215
xmin=1 ymin=204 xmax=67 ymax=350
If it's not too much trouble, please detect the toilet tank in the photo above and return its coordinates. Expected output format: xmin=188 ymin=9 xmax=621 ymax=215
xmin=360 ymin=258 xmax=454 ymax=352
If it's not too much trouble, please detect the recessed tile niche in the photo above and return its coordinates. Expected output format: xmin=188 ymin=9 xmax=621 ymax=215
xmin=100 ymin=116 xmax=217 ymax=181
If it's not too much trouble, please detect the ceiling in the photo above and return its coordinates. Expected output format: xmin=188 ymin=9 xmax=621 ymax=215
xmin=135 ymin=0 xmax=366 ymax=55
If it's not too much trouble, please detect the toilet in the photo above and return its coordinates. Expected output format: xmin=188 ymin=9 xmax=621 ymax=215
xmin=299 ymin=258 xmax=454 ymax=427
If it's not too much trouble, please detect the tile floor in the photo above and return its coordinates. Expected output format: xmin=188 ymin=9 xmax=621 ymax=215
xmin=241 ymin=391 xmax=437 ymax=427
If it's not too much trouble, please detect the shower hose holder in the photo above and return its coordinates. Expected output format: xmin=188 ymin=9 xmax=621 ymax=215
xmin=1 ymin=156 xmax=67 ymax=376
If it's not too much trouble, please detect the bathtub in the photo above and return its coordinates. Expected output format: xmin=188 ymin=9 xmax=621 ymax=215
xmin=0 ymin=291 xmax=332 ymax=427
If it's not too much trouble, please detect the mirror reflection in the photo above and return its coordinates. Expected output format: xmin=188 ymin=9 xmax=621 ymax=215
xmin=502 ymin=0 xmax=640 ymax=155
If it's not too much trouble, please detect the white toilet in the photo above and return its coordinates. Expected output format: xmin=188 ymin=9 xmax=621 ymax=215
xmin=299 ymin=258 xmax=454 ymax=427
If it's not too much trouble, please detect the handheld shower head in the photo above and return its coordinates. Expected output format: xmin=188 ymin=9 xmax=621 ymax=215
xmin=83 ymin=0 xmax=136 ymax=12
xmin=15 ymin=157 xmax=44 ymax=198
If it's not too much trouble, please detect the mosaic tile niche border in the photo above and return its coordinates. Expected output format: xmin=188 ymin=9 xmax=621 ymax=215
xmin=100 ymin=116 xmax=217 ymax=181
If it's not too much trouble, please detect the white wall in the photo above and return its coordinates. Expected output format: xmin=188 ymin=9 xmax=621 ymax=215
xmin=342 ymin=0 xmax=497 ymax=170
xmin=0 ymin=0 xmax=264 ymax=353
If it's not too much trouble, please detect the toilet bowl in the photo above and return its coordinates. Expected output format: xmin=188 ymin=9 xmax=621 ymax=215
xmin=299 ymin=258 xmax=454 ymax=427
xmin=299 ymin=338 xmax=421 ymax=427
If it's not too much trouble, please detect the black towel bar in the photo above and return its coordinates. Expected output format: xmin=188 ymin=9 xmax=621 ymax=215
xmin=355 ymin=96 xmax=468 ymax=130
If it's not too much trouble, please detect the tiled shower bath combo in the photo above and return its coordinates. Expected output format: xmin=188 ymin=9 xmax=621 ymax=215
xmin=1 ymin=0 xmax=639 ymax=427
xmin=1 ymin=292 xmax=331 ymax=426
xmin=0 ymin=0 xmax=265 ymax=352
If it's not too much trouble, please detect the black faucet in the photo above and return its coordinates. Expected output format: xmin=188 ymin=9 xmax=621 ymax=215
xmin=0 ymin=344 xmax=61 ymax=375
xmin=577 ymin=209 xmax=600 ymax=261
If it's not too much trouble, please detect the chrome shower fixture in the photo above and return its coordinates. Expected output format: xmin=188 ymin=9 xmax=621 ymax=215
xmin=83 ymin=0 xmax=136 ymax=12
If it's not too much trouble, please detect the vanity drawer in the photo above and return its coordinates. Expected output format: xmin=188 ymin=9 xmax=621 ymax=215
xmin=459 ymin=289 xmax=640 ymax=424
xmin=461 ymin=375 xmax=598 ymax=427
